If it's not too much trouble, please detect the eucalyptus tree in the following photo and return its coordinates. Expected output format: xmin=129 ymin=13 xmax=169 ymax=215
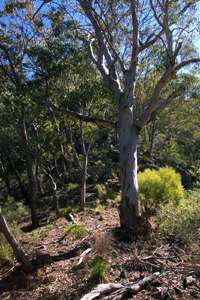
xmin=69 ymin=0 xmax=200 ymax=232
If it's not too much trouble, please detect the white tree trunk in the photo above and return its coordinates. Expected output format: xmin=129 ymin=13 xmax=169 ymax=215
xmin=118 ymin=106 xmax=141 ymax=231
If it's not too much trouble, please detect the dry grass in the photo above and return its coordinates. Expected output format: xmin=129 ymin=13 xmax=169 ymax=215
xmin=93 ymin=232 xmax=112 ymax=257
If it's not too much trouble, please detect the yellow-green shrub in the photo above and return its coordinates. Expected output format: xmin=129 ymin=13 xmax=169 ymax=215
xmin=0 ymin=240 xmax=13 ymax=262
xmin=96 ymin=184 xmax=107 ymax=200
xmin=138 ymin=167 xmax=184 ymax=209
xmin=158 ymin=190 xmax=200 ymax=243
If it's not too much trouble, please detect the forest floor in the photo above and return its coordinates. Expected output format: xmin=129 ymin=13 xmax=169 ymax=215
xmin=0 ymin=206 xmax=199 ymax=300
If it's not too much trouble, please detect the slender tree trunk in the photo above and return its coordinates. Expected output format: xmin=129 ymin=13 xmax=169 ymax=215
xmin=149 ymin=119 xmax=157 ymax=158
xmin=20 ymin=110 xmax=38 ymax=228
xmin=118 ymin=106 xmax=141 ymax=232
xmin=47 ymin=172 xmax=59 ymax=215
xmin=3 ymin=175 xmax=12 ymax=196
xmin=27 ymin=160 xmax=38 ymax=228
xmin=80 ymin=155 xmax=88 ymax=210
xmin=5 ymin=151 xmax=28 ymax=202
xmin=0 ymin=208 xmax=33 ymax=272
xmin=0 ymin=157 xmax=12 ymax=196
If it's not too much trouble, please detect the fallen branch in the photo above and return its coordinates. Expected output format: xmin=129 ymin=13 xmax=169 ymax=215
xmin=76 ymin=248 xmax=92 ymax=267
xmin=81 ymin=272 xmax=160 ymax=300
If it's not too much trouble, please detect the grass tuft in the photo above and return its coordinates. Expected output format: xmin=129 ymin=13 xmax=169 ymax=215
xmin=89 ymin=256 xmax=107 ymax=282
xmin=65 ymin=224 xmax=87 ymax=239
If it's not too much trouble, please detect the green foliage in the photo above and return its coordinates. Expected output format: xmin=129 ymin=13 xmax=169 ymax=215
xmin=0 ymin=242 xmax=13 ymax=262
xmin=158 ymin=190 xmax=200 ymax=243
xmin=29 ymin=229 xmax=40 ymax=245
xmin=96 ymin=184 xmax=107 ymax=200
xmin=138 ymin=167 xmax=184 ymax=209
xmin=1 ymin=196 xmax=28 ymax=224
xmin=57 ymin=207 xmax=72 ymax=218
xmin=0 ymin=197 xmax=27 ymax=262
xmin=65 ymin=224 xmax=87 ymax=239
xmin=42 ymin=224 xmax=54 ymax=237
xmin=89 ymin=256 xmax=107 ymax=282
xmin=67 ymin=183 xmax=79 ymax=193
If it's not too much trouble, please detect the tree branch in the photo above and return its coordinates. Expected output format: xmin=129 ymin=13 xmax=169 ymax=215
xmin=45 ymin=99 xmax=116 ymax=129
xmin=175 ymin=58 xmax=200 ymax=71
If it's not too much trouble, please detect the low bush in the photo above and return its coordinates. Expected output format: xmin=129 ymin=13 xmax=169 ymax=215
xmin=1 ymin=196 xmax=28 ymax=224
xmin=0 ymin=241 xmax=13 ymax=262
xmin=57 ymin=207 xmax=72 ymax=218
xmin=65 ymin=224 xmax=87 ymax=239
xmin=96 ymin=184 xmax=107 ymax=200
xmin=67 ymin=183 xmax=79 ymax=193
xmin=0 ymin=198 xmax=26 ymax=263
xmin=158 ymin=190 xmax=200 ymax=243
xmin=95 ymin=184 xmax=120 ymax=207
xmin=138 ymin=166 xmax=184 ymax=210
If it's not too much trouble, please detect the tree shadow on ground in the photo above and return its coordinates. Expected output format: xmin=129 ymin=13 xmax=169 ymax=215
xmin=0 ymin=240 xmax=90 ymax=293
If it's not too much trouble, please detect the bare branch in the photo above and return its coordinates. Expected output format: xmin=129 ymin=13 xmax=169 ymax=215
xmin=139 ymin=67 xmax=174 ymax=126
xmin=175 ymin=58 xmax=200 ymax=71
xmin=138 ymin=30 xmax=163 ymax=52
xmin=45 ymin=99 xmax=116 ymax=129
xmin=147 ymin=90 xmax=179 ymax=124
xmin=78 ymin=0 xmax=122 ymax=100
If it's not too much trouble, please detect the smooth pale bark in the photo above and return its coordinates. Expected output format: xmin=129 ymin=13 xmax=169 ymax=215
xmin=118 ymin=106 xmax=141 ymax=231
xmin=48 ymin=173 xmax=59 ymax=215
xmin=0 ymin=208 xmax=33 ymax=272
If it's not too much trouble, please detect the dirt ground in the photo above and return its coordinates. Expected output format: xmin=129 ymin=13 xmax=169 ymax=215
xmin=0 ymin=207 xmax=199 ymax=299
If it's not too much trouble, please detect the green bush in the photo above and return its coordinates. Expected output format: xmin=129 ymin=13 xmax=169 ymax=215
xmin=158 ymin=190 xmax=200 ymax=243
xmin=65 ymin=224 xmax=87 ymax=239
xmin=89 ymin=256 xmax=107 ymax=282
xmin=1 ymin=196 xmax=28 ymax=224
xmin=57 ymin=207 xmax=72 ymax=218
xmin=95 ymin=184 xmax=120 ymax=207
xmin=67 ymin=183 xmax=79 ymax=193
xmin=0 ymin=198 xmax=26 ymax=263
xmin=0 ymin=241 xmax=13 ymax=262
xmin=138 ymin=166 xmax=184 ymax=209
xmin=96 ymin=184 xmax=107 ymax=200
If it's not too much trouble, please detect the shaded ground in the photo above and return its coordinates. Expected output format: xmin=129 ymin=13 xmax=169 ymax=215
xmin=0 ymin=207 xmax=199 ymax=299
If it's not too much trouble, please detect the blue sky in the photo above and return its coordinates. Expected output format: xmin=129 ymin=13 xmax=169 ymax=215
xmin=0 ymin=0 xmax=199 ymax=55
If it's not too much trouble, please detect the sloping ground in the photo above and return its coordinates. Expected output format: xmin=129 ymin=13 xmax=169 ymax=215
xmin=0 ymin=207 xmax=199 ymax=300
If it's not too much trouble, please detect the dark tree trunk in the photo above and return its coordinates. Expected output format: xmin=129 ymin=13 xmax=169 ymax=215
xmin=20 ymin=110 xmax=38 ymax=228
xmin=5 ymin=151 xmax=29 ymax=202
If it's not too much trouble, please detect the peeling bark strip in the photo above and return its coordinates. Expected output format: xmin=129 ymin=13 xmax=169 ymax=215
xmin=0 ymin=208 xmax=33 ymax=272
xmin=80 ymin=272 xmax=160 ymax=300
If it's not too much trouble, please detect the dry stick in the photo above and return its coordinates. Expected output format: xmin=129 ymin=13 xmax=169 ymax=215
xmin=0 ymin=208 xmax=33 ymax=272
xmin=76 ymin=248 xmax=92 ymax=267
xmin=80 ymin=272 xmax=160 ymax=300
